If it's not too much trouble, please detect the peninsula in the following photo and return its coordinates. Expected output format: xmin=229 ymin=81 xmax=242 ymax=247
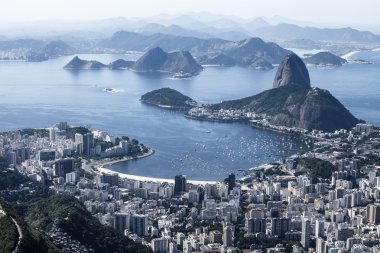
xmin=187 ymin=53 xmax=359 ymax=132
xmin=143 ymin=53 xmax=359 ymax=132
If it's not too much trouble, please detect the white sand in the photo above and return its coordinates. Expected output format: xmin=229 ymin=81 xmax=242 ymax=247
xmin=97 ymin=167 xmax=218 ymax=185
xmin=341 ymin=50 xmax=361 ymax=60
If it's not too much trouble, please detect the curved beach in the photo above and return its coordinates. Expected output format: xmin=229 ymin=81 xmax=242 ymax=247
xmin=88 ymin=149 xmax=218 ymax=185
xmin=97 ymin=167 xmax=218 ymax=185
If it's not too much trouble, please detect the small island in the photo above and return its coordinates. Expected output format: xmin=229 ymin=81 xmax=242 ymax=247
xmin=132 ymin=47 xmax=203 ymax=77
xmin=63 ymin=47 xmax=203 ymax=77
xmin=303 ymin=51 xmax=347 ymax=67
xmin=141 ymin=87 xmax=197 ymax=110
xmin=64 ymin=56 xmax=107 ymax=70
xmin=353 ymin=59 xmax=372 ymax=64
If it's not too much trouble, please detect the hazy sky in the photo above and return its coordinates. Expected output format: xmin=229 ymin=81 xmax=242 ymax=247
xmin=1 ymin=0 xmax=378 ymax=26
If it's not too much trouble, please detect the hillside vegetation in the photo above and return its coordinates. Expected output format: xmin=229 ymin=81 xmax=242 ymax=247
xmin=23 ymin=195 xmax=151 ymax=253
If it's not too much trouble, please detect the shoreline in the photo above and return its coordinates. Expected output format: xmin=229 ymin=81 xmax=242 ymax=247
xmin=88 ymin=149 xmax=218 ymax=185
xmin=97 ymin=167 xmax=218 ymax=185
xmin=83 ymin=149 xmax=155 ymax=173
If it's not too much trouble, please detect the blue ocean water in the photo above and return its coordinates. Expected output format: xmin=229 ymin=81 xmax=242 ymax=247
xmin=0 ymin=51 xmax=379 ymax=180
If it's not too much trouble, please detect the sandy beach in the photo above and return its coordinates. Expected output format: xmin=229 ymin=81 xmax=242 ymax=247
xmin=87 ymin=149 xmax=218 ymax=185
xmin=97 ymin=167 xmax=218 ymax=185
xmin=341 ymin=50 xmax=361 ymax=60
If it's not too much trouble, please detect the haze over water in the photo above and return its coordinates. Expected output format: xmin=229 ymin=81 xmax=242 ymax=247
xmin=0 ymin=51 xmax=379 ymax=180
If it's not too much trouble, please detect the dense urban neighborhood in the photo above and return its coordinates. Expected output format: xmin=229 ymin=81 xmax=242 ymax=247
xmin=0 ymin=121 xmax=380 ymax=253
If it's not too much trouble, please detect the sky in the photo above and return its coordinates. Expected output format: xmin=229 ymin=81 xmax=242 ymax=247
xmin=0 ymin=0 xmax=378 ymax=27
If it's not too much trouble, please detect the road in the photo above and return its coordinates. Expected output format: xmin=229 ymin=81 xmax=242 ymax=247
xmin=0 ymin=204 xmax=23 ymax=253
xmin=11 ymin=217 xmax=23 ymax=253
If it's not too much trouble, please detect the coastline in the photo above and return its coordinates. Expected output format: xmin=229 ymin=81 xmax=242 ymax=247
xmin=97 ymin=167 xmax=218 ymax=185
xmin=341 ymin=50 xmax=361 ymax=60
xmin=83 ymin=149 xmax=155 ymax=174
xmin=88 ymin=149 xmax=218 ymax=185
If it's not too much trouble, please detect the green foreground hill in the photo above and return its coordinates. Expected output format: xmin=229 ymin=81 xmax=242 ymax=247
xmin=22 ymin=195 xmax=150 ymax=253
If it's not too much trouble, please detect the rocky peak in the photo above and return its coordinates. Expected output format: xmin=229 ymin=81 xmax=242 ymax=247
xmin=273 ymin=53 xmax=311 ymax=89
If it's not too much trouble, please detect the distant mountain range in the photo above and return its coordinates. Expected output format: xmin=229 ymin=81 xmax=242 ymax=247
xmin=26 ymin=40 xmax=75 ymax=62
xmin=103 ymin=33 xmax=291 ymax=69
xmin=125 ymin=20 xmax=380 ymax=44
xmin=1 ymin=13 xmax=380 ymax=44
xmin=101 ymin=30 xmax=226 ymax=55
xmin=2 ymin=14 xmax=380 ymax=64
xmin=0 ymin=39 xmax=74 ymax=61
xmin=252 ymin=23 xmax=380 ymax=43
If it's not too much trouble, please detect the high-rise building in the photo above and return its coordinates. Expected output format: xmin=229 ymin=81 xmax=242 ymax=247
xmin=223 ymin=225 xmax=234 ymax=247
xmin=246 ymin=218 xmax=267 ymax=234
xmin=101 ymin=173 xmax=119 ymax=187
xmin=174 ymin=175 xmax=187 ymax=195
xmin=83 ymin=132 xmax=94 ymax=156
xmin=49 ymin=127 xmax=57 ymax=142
xmin=183 ymin=239 xmax=192 ymax=253
xmin=209 ymin=230 xmax=222 ymax=244
xmin=177 ymin=233 xmax=185 ymax=247
xmin=65 ymin=171 xmax=79 ymax=183
xmin=57 ymin=122 xmax=68 ymax=131
xmin=39 ymin=149 xmax=56 ymax=161
xmin=301 ymin=218 xmax=311 ymax=249
xmin=114 ymin=212 xmax=129 ymax=233
xmin=228 ymin=173 xmax=236 ymax=193
xmin=16 ymin=147 xmax=30 ymax=164
xmin=271 ymin=218 xmax=290 ymax=238
xmin=169 ymin=242 xmax=177 ymax=253
xmin=75 ymin=133 xmax=84 ymax=154
xmin=151 ymin=237 xmax=170 ymax=253
xmin=119 ymin=140 xmax=129 ymax=154
xmin=316 ymin=237 xmax=326 ymax=253
xmin=131 ymin=214 xmax=148 ymax=236
xmin=188 ymin=190 xmax=200 ymax=204
xmin=315 ymin=219 xmax=325 ymax=238
xmin=6 ymin=151 xmax=17 ymax=165
xmin=367 ymin=203 xmax=380 ymax=224
xmin=54 ymin=158 xmax=74 ymax=177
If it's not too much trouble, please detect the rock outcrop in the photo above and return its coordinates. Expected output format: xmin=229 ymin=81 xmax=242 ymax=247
xmin=209 ymin=53 xmax=359 ymax=131
xmin=273 ymin=53 xmax=310 ymax=88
